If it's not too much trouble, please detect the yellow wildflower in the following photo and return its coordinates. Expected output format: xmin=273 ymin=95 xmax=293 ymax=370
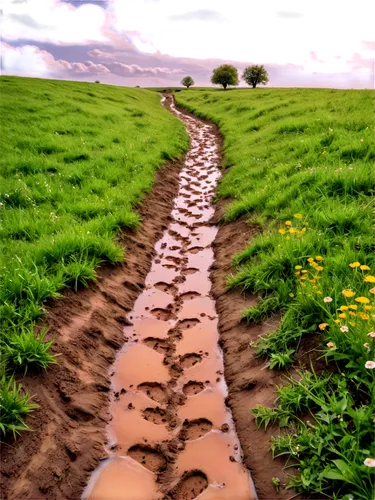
xmin=349 ymin=321 xmax=356 ymax=326
xmin=317 ymin=291 xmax=322 ymax=295
xmin=364 ymin=305 xmax=373 ymax=311
xmin=319 ymin=323 xmax=329 ymax=330
xmin=289 ymin=228 xmax=297 ymax=234
xmin=360 ymin=265 xmax=371 ymax=271
xmin=339 ymin=306 xmax=349 ymax=311
xmin=300 ymin=275 xmax=308 ymax=280
xmin=307 ymin=257 xmax=314 ymax=263
xmin=309 ymin=279 xmax=316 ymax=283
xmin=355 ymin=297 xmax=370 ymax=304
xmin=295 ymin=271 xmax=301 ymax=276
xmin=295 ymin=265 xmax=302 ymax=270
xmin=294 ymin=213 xmax=303 ymax=219
xmin=349 ymin=304 xmax=358 ymax=310
xmin=349 ymin=262 xmax=361 ymax=268
xmin=301 ymin=270 xmax=308 ymax=273
xmin=359 ymin=312 xmax=370 ymax=320
xmin=315 ymin=256 xmax=323 ymax=261
xmin=370 ymin=287 xmax=375 ymax=294
xmin=338 ymin=313 xmax=347 ymax=319
xmin=316 ymin=266 xmax=324 ymax=272
xmin=349 ymin=311 xmax=356 ymax=317
xmin=364 ymin=275 xmax=375 ymax=283
xmin=289 ymin=293 xmax=294 ymax=298
xmin=334 ymin=319 xmax=340 ymax=323
xmin=286 ymin=236 xmax=290 ymax=240
xmin=342 ymin=290 xmax=355 ymax=298
xmin=285 ymin=221 xmax=292 ymax=226
xmin=301 ymin=227 xmax=307 ymax=232
xmin=279 ymin=228 xmax=286 ymax=234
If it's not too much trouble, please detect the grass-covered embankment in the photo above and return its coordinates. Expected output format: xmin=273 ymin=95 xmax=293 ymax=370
xmin=0 ymin=76 xmax=188 ymax=436
xmin=175 ymin=88 xmax=375 ymax=499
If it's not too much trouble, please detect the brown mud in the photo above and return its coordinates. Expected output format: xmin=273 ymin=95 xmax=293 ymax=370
xmin=83 ymin=95 xmax=255 ymax=499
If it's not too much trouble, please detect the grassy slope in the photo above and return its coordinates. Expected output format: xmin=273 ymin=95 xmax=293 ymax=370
xmin=0 ymin=76 xmax=188 ymax=435
xmin=176 ymin=88 xmax=375 ymax=499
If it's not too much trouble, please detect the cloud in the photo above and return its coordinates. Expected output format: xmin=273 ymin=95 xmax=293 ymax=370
xmin=1 ymin=42 xmax=110 ymax=77
xmin=168 ymin=9 xmax=228 ymax=22
xmin=0 ymin=0 xmax=126 ymax=47
xmin=348 ymin=52 xmax=374 ymax=71
xmin=276 ymin=11 xmax=304 ymax=19
xmin=88 ymin=48 xmax=116 ymax=59
xmin=111 ymin=62 xmax=184 ymax=77
xmin=310 ymin=51 xmax=323 ymax=63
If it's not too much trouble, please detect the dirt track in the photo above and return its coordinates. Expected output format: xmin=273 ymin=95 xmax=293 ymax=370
xmin=83 ymin=95 xmax=255 ymax=499
xmin=1 ymin=95 xmax=293 ymax=500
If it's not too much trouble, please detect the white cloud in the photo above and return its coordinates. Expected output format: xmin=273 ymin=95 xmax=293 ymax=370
xmin=111 ymin=62 xmax=184 ymax=76
xmin=1 ymin=42 xmax=110 ymax=77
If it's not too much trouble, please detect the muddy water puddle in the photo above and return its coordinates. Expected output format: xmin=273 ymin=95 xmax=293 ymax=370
xmin=83 ymin=97 xmax=256 ymax=500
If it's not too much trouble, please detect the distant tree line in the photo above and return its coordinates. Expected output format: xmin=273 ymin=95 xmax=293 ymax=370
xmin=181 ymin=64 xmax=269 ymax=90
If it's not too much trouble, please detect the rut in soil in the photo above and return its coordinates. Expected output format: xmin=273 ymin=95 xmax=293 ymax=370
xmin=83 ymin=96 xmax=256 ymax=500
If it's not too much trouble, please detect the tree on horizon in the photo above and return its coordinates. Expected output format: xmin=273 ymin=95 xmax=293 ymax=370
xmin=211 ymin=64 xmax=239 ymax=90
xmin=242 ymin=65 xmax=269 ymax=88
xmin=181 ymin=76 xmax=195 ymax=89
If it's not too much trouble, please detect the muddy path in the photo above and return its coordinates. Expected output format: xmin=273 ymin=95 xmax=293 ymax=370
xmin=83 ymin=95 xmax=256 ymax=499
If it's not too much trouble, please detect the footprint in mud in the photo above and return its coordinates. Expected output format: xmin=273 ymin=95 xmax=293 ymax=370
xmin=179 ymin=291 xmax=201 ymax=301
xmin=168 ymin=229 xmax=182 ymax=238
xmin=137 ymin=382 xmax=169 ymax=404
xmin=165 ymin=256 xmax=182 ymax=265
xmin=154 ymin=282 xmax=177 ymax=295
xmin=166 ymin=471 xmax=208 ymax=500
xmin=182 ymin=381 xmax=205 ymax=396
xmin=143 ymin=337 xmax=170 ymax=354
xmin=179 ymin=418 xmax=213 ymax=441
xmin=180 ymin=353 xmax=202 ymax=369
xmin=128 ymin=444 xmax=167 ymax=473
xmin=142 ymin=407 xmax=169 ymax=425
xmin=181 ymin=268 xmax=199 ymax=276
xmin=176 ymin=318 xmax=201 ymax=330
xmin=151 ymin=308 xmax=175 ymax=321
xmin=162 ymin=264 xmax=178 ymax=270
xmin=187 ymin=246 xmax=205 ymax=254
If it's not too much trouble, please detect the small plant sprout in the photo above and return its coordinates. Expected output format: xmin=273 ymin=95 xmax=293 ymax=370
xmin=271 ymin=476 xmax=281 ymax=491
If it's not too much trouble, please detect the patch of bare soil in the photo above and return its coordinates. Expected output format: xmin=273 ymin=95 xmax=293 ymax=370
xmin=0 ymin=153 xmax=184 ymax=500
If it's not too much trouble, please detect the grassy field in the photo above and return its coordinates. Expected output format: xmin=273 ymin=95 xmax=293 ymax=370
xmin=175 ymin=88 xmax=375 ymax=499
xmin=0 ymin=76 xmax=188 ymax=436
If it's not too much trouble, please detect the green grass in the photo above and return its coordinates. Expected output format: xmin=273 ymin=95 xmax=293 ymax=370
xmin=175 ymin=87 xmax=375 ymax=499
xmin=0 ymin=76 xmax=188 ymax=435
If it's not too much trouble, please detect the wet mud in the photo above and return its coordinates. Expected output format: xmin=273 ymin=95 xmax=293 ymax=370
xmin=83 ymin=96 xmax=256 ymax=500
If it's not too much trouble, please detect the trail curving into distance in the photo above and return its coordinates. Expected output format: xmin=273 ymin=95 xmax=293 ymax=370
xmin=83 ymin=95 xmax=256 ymax=500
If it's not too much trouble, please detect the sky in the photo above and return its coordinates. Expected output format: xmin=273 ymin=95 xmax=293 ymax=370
xmin=1 ymin=0 xmax=374 ymax=88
